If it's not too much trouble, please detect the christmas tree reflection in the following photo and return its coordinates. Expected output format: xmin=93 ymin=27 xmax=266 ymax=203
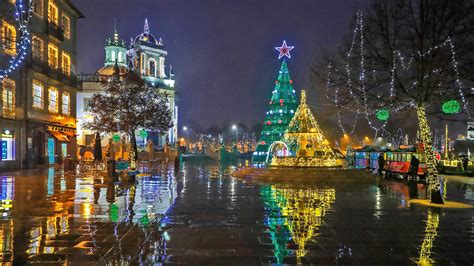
xmin=262 ymin=185 xmax=335 ymax=262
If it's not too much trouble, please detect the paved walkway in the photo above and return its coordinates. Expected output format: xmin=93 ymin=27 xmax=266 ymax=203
xmin=0 ymin=165 xmax=177 ymax=264
xmin=160 ymin=163 xmax=473 ymax=264
xmin=0 ymin=162 xmax=472 ymax=264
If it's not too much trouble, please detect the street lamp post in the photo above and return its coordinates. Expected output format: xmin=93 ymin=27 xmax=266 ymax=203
xmin=232 ymin=125 xmax=238 ymax=145
xmin=183 ymin=126 xmax=189 ymax=145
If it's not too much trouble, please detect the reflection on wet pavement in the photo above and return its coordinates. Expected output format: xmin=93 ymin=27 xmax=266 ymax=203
xmin=161 ymin=162 xmax=473 ymax=265
xmin=0 ymin=162 xmax=473 ymax=264
xmin=0 ymin=165 xmax=177 ymax=264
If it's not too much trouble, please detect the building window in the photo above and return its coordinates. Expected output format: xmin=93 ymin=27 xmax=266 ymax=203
xmin=32 ymin=0 xmax=44 ymax=17
xmin=140 ymin=53 xmax=145 ymax=75
xmin=111 ymin=51 xmax=116 ymax=62
xmin=48 ymin=0 xmax=58 ymax=24
xmin=118 ymin=51 xmax=122 ymax=63
xmin=32 ymin=80 xmax=44 ymax=109
xmin=48 ymin=86 xmax=58 ymax=113
xmin=62 ymin=15 xmax=70 ymax=39
xmin=84 ymin=98 xmax=92 ymax=112
xmin=149 ymin=59 xmax=156 ymax=77
xmin=1 ymin=20 xmax=16 ymax=56
xmin=1 ymin=129 xmax=15 ymax=161
xmin=32 ymin=35 xmax=44 ymax=60
xmin=62 ymin=92 xmax=70 ymax=115
xmin=48 ymin=43 xmax=58 ymax=69
xmin=2 ymin=79 xmax=15 ymax=117
xmin=61 ymin=52 xmax=70 ymax=76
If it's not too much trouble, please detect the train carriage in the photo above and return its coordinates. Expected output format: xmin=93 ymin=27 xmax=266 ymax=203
xmin=352 ymin=146 xmax=430 ymax=179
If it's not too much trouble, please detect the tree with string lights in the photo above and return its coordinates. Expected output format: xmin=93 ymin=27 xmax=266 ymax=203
xmin=314 ymin=0 xmax=474 ymax=204
xmin=84 ymin=65 xmax=173 ymax=170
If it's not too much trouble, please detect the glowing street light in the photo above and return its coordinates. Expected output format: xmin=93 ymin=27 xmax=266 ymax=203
xmin=183 ymin=126 xmax=189 ymax=143
xmin=232 ymin=124 xmax=238 ymax=144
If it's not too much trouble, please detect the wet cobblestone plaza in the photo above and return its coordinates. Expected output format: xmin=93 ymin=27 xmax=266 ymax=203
xmin=0 ymin=162 xmax=473 ymax=264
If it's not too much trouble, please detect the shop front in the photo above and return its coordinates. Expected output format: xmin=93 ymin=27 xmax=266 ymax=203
xmin=45 ymin=125 xmax=76 ymax=165
xmin=0 ymin=124 xmax=21 ymax=171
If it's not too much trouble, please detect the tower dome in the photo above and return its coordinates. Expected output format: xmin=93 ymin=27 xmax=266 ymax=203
xmin=99 ymin=20 xmax=128 ymax=75
xmin=134 ymin=19 xmax=164 ymax=47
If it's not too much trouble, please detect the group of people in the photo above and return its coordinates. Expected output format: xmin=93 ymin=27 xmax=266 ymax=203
xmin=78 ymin=136 xmax=165 ymax=163
xmin=78 ymin=138 xmax=131 ymax=162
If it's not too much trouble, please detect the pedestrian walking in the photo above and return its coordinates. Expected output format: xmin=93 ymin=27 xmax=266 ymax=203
xmin=79 ymin=145 xmax=86 ymax=161
xmin=461 ymin=156 xmax=469 ymax=172
xmin=146 ymin=139 xmax=154 ymax=161
xmin=409 ymin=155 xmax=419 ymax=180
xmin=377 ymin=153 xmax=385 ymax=176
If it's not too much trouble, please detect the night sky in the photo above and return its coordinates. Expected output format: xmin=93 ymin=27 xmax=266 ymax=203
xmin=73 ymin=0 xmax=372 ymax=129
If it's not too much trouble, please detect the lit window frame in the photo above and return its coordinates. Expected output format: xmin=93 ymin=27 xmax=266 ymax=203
xmin=32 ymin=79 xmax=44 ymax=109
xmin=2 ymin=78 xmax=15 ymax=115
xmin=61 ymin=91 xmax=70 ymax=116
xmin=48 ymin=43 xmax=59 ymax=69
xmin=61 ymin=51 xmax=70 ymax=76
xmin=148 ymin=58 xmax=156 ymax=77
xmin=48 ymin=0 xmax=59 ymax=25
xmin=2 ymin=20 xmax=17 ymax=56
xmin=62 ymin=14 xmax=70 ymax=39
xmin=32 ymin=0 xmax=44 ymax=17
xmin=32 ymin=35 xmax=44 ymax=61
xmin=48 ymin=86 xmax=59 ymax=113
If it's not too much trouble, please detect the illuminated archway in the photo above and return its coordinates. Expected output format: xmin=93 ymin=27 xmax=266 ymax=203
xmin=265 ymin=141 xmax=289 ymax=164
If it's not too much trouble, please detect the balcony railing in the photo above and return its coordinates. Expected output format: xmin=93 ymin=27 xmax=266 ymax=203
xmin=0 ymin=107 xmax=24 ymax=120
xmin=78 ymin=74 xmax=111 ymax=83
xmin=47 ymin=22 xmax=64 ymax=42
xmin=29 ymin=58 xmax=80 ymax=89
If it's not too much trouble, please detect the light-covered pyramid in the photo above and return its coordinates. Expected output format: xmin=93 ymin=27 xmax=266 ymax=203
xmin=271 ymin=90 xmax=339 ymax=167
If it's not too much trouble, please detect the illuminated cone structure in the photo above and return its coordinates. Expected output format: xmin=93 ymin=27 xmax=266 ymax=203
xmin=252 ymin=60 xmax=298 ymax=166
xmin=271 ymin=90 xmax=339 ymax=167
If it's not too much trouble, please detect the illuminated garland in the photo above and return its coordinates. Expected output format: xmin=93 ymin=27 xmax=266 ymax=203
xmin=0 ymin=0 xmax=32 ymax=80
xmin=326 ymin=11 xmax=472 ymax=136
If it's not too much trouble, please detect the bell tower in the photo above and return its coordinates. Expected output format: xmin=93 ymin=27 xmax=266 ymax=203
xmin=104 ymin=20 xmax=127 ymax=68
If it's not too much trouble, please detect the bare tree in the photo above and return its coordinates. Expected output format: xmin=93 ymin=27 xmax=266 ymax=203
xmin=314 ymin=0 xmax=474 ymax=204
xmin=84 ymin=66 xmax=173 ymax=170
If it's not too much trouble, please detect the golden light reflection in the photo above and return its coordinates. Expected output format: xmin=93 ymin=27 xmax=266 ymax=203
xmin=82 ymin=202 xmax=92 ymax=218
xmin=272 ymin=186 xmax=336 ymax=258
xmin=418 ymin=210 xmax=439 ymax=265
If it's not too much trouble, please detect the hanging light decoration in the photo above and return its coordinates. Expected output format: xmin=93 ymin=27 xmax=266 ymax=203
xmin=441 ymin=99 xmax=461 ymax=114
xmin=0 ymin=0 xmax=32 ymax=80
xmin=376 ymin=109 xmax=390 ymax=121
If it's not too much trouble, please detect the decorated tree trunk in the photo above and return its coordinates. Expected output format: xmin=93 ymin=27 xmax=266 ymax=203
xmin=416 ymin=105 xmax=443 ymax=204
xmin=129 ymin=131 xmax=138 ymax=170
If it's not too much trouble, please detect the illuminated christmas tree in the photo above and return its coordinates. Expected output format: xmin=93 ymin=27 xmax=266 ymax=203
xmin=252 ymin=41 xmax=298 ymax=166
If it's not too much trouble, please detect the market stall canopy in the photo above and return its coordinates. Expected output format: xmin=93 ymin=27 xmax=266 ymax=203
xmin=48 ymin=130 xmax=70 ymax=142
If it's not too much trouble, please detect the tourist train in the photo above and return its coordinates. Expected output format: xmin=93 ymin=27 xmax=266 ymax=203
xmin=348 ymin=145 xmax=473 ymax=177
